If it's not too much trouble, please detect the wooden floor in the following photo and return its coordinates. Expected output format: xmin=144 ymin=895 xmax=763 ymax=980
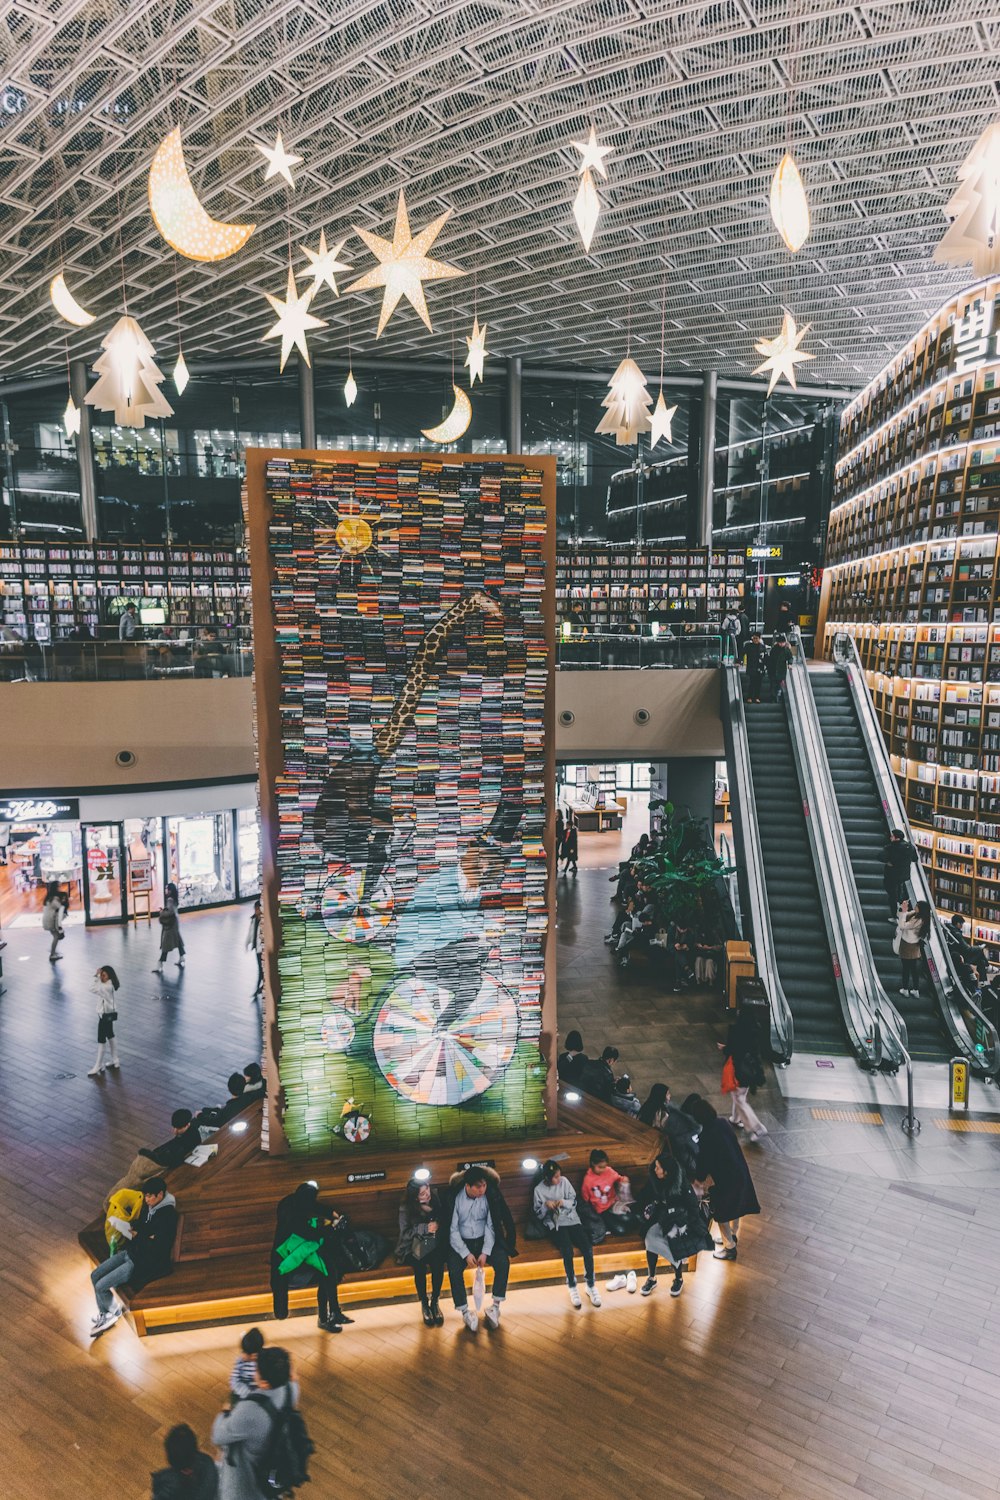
xmin=3 ymin=896 xmax=1000 ymax=1497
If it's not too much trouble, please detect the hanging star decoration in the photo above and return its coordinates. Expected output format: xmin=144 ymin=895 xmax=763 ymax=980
xmin=260 ymin=265 xmax=328 ymax=371
xmin=299 ymin=230 xmax=352 ymax=298
xmin=345 ymin=189 xmax=464 ymax=337
xmin=571 ymin=126 xmax=612 ymax=253
xmin=64 ymin=395 xmax=81 ymax=438
xmin=465 ymin=315 xmax=489 ymax=385
xmin=649 ymin=391 xmax=678 ymax=448
xmin=753 ymin=311 xmax=814 ymax=394
xmin=256 ymin=131 xmax=302 ymax=189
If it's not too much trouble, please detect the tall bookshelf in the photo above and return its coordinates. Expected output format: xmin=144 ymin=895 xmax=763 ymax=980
xmin=0 ymin=541 xmax=252 ymax=641
xmin=556 ymin=545 xmax=747 ymax=629
xmin=819 ymin=274 xmax=1000 ymax=957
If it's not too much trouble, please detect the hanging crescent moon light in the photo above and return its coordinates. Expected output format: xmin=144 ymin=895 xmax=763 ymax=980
xmin=50 ymin=272 xmax=96 ymax=327
xmin=421 ymin=383 xmax=472 ymax=444
xmin=148 ymin=127 xmax=256 ymax=263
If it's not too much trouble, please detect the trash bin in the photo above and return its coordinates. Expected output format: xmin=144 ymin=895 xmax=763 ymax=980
xmin=735 ymin=976 xmax=771 ymax=1054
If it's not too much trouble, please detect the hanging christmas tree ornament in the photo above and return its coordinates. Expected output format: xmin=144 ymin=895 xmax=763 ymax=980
xmin=149 ymin=128 xmax=255 ymax=262
xmin=172 ymin=350 xmax=190 ymax=395
xmin=596 ymin=357 xmax=653 ymax=445
xmin=769 ymin=152 xmax=810 ymax=253
xmin=934 ymin=121 xmax=1000 ymax=276
xmin=464 ymin=315 xmax=489 ymax=385
xmin=298 ymin=230 xmax=351 ymax=297
xmin=421 ymin=384 xmax=472 ymax=443
xmin=260 ymin=266 xmax=328 ymax=372
xmin=85 ymin=316 xmax=174 ymax=428
xmin=346 ymin=189 xmax=464 ymax=337
xmin=50 ymin=272 xmax=96 ymax=327
xmin=649 ymin=390 xmax=678 ymax=448
xmin=344 ymin=368 xmax=358 ymax=407
xmin=63 ymin=395 xmax=82 ymax=438
xmin=256 ymin=130 xmax=303 ymax=189
xmin=753 ymin=311 xmax=814 ymax=394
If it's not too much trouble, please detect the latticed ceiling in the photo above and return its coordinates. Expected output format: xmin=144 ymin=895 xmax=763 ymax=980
xmin=1 ymin=0 xmax=998 ymax=388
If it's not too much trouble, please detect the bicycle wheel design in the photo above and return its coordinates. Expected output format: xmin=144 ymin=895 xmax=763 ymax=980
xmin=373 ymin=974 xmax=519 ymax=1106
xmin=320 ymin=1009 xmax=356 ymax=1052
xmin=320 ymin=863 xmax=394 ymax=944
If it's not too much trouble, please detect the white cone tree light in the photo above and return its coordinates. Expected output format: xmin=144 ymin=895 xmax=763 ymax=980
xmin=596 ymin=357 xmax=653 ymax=446
xmin=934 ymin=122 xmax=1000 ymax=277
xmin=85 ymin=316 xmax=174 ymax=427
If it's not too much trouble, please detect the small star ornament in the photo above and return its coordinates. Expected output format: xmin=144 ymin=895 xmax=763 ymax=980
xmin=752 ymin=311 xmax=814 ymax=394
xmin=298 ymin=230 xmax=352 ymax=297
xmin=256 ymin=131 xmax=302 ymax=189
xmin=571 ymin=126 xmax=613 ymax=179
xmin=465 ymin=316 xmax=489 ymax=385
xmin=260 ymin=265 xmax=327 ymax=371
xmin=346 ymin=189 xmax=464 ymax=337
xmin=649 ymin=391 xmax=678 ymax=448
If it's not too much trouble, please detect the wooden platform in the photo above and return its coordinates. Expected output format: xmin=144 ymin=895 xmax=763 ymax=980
xmin=79 ymin=1089 xmax=667 ymax=1335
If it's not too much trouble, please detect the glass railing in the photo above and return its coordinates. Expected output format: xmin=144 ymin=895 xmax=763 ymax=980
xmin=556 ymin=633 xmax=728 ymax=668
xmin=0 ymin=633 xmax=253 ymax=683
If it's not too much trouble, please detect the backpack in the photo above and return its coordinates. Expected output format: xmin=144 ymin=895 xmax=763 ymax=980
xmin=249 ymin=1389 xmax=314 ymax=1496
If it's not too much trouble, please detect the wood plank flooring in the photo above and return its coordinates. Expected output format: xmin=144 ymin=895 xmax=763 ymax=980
xmin=2 ymin=890 xmax=1000 ymax=1497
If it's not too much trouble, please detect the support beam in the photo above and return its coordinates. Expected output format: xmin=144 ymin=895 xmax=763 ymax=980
xmin=297 ymin=357 xmax=316 ymax=449
xmin=70 ymin=358 xmax=99 ymax=541
xmin=697 ymin=369 xmax=717 ymax=548
xmin=506 ymin=355 xmax=522 ymax=454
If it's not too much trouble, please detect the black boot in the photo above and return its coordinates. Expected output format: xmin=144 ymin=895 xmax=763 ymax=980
xmin=420 ymin=1294 xmax=435 ymax=1327
xmin=430 ymin=1296 xmax=444 ymax=1327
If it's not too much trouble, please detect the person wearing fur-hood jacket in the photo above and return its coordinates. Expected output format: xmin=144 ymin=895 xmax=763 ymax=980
xmin=440 ymin=1164 xmax=518 ymax=1334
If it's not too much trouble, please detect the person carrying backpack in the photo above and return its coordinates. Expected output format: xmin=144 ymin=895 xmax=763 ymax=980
xmin=211 ymin=1346 xmax=313 ymax=1499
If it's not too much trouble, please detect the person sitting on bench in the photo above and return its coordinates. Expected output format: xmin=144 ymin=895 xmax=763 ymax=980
xmin=613 ymin=889 xmax=656 ymax=968
xmin=270 ymin=1181 xmax=353 ymax=1332
xmin=579 ymin=1046 xmax=620 ymax=1102
xmin=443 ymin=1165 xmax=518 ymax=1334
xmin=197 ymin=1072 xmax=249 ymax=1127
xmin=90 ymin=1177 xmax=178 ymax=1336
xmin=105 ymin=1108 xmax=201 ymax=1202
xmin=556 ymin=1030 xmax=588 ymax=1083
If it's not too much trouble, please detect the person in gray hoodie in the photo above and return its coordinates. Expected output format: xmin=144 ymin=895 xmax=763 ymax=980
xmin=533 ymin=1160 xmax=601 ymax=1309
xmin=211 ymin=1346 xmax=300 ymax=1500
xmin=90 ymin=1177 xmax=178 ymax=1335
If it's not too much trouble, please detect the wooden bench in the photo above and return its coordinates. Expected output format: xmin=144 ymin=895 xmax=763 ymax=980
xmin=79 ymin=1093 xmax=686 ymax=1335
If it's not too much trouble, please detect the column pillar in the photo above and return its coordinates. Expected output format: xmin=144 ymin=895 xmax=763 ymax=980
xmin=70 ymin=358 xmax=99 ymax=540
xmin=505 ymin=355 xmax=522 ymax=454
xmin=697 ymin=369 xmax=717 ymax=547
xmin=298 ymin=356 xmax=316 ymax=449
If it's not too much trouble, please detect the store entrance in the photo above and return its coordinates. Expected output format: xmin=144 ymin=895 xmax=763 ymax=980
xmin=0 ymin=820 xmax=84 ymax=929
xmin=82 ymin=823 xmax=126 ymax=923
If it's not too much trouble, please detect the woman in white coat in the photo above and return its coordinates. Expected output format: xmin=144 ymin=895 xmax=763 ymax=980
xmin=88 ymin=965 xmax=121 ymax=1076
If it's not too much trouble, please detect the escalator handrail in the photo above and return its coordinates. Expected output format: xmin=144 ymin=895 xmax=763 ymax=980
xmin=722 ymin=664 xmax=795 ymax=1063
xmin=785 ymin=655 xmax=900 ymax=1070
xmin=831 ymin=630 xmax=1000 ymax=1077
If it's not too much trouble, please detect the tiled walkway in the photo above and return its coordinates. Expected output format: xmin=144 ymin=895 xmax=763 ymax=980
xmin=2 ymin=884 xmax=1000 ymax=1497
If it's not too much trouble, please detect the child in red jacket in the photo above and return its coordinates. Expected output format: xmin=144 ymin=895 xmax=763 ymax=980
xmin=581 ymin=1150 xmax=631 ymax=1237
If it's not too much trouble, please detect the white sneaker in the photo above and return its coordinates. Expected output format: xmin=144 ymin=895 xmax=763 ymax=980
xmin=568 ymin=1285 xmax=582 ymax=1308
xmin=461 ymin=1307 xmax=479 ymax=1333
xmin=87 ymin=1065 xmax=104 ymax=1077
xmin=606 ymin=1274 xmax=627 ymax=1292
xmin=749 ymin=1127 xmax=768 ymax=1142
xmin=484 ymin=1301 xmax=501 ymax=1330
xmin=91 ymin=1305 xmax=123 ymax=1336
xmin=587 ymin=1284 xmax=602 ymax=1307
xmin=626 ymin=1271 xmax=638 ymax=1294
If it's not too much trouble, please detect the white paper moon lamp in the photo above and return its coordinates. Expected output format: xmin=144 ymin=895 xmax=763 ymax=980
xmin=50 ymin=272 xmax=96 ymax=327
xmin=421 ymin=383 xmax=472 ymax=443
xmin=148 ymin=127 xmax=255 ymax=263
xmin=769 ymin=153 xmax=810 ymax=253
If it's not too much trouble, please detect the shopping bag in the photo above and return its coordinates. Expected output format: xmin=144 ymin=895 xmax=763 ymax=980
xmin=721 ymin=1056 xmax=738 ymax=1094
xmin=472 ymin=1266 xmax=486 ymax=1311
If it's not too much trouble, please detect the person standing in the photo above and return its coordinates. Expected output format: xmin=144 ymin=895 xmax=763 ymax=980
xmin=766 ymin=633 xmax=793 ymax=702
xmin=153 ymin=882 xmax=185 ymax=972
xmin=42 ymin=882 xmax=66 ymax=963
xmin=88 ymin=965 xmax=121 ymax=1076
xmin=735 ymin=606 xmax=751 ymax=661
xmin=637 ymin=1084 xmax=701 ymax=1177
xmin=396 ymin=1177 xmax=447 ymax=1326
xmin=742 ymin=630 xmax=766 ymax=703
xmin=211 ymin=1347 xmax=309 ymax=1500
xmin=560 ymin=815 xmax=578 ymax=875
xmin=637 ymin=1146 xmax=714 ymax=1298
xmin=246 ymin=898 xmax=264 ymax=994
xmin=896 ymin=899 xmax=930 ymax=996
xmin=533 ymin=1160 xmax=601 ymax=1308
xmin=685 ymin=1095 xmax=760 ymax=1262
xmin=119 ymin=602 xmax=139 ymax=641
xmin=720 ymin=1013 xmax=768 ymax=1141
xmin=881 ymin=829 xmax=918 ymax=918
xmin=150 ymin=1423 xmax=218 ymax=1500
xmin=443 ymin=1165 xmax=518 ymax=1333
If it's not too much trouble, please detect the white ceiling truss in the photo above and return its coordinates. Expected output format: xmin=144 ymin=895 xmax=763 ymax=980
xmin=0 ymin=0 xmax=997 ymax=387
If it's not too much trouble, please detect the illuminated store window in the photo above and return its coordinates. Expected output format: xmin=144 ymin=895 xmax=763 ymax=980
xmin=166 ymin=811 xmax=235 ymax=907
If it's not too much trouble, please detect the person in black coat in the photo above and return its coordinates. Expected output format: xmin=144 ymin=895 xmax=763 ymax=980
xmin=560 ymin=817 xmax=579 ymax=875
xmin=684 ymin=1095 xmax=760 ymax=1262
xmin=880 ymin=829 xmax=918 ymax=917
xmin=396 ymin=1177 xmax=447 ymax=1327
xmin=557 ymin=1030 xmax=588 ymax=1083
xmin=637 ymin=1083 xmax=701 ymax=1177
xmin=721 ymin=1012 xmax=768 ymax=1141
xmin=579 ymin=1046 xmax=619 ymax=1102
xmin=441 ymin=1165 xmax=518 ymax=1332
xmin=742 ymin=630 xmax=766 ymax=702
xmin=766 ymin=634 xmax=793 ymax=701
xmin=636 ymin=1146 xmax=714 ymax=1298
xmin=270 ymin=1181 xmax=352 ymax=1332
xmin=91 ymin=1177 xmax=179 ymax=1335
xmin=151 ymin=1423 xmax=218 ymax=1500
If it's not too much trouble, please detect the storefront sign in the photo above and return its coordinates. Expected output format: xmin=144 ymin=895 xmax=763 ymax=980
xmin=0 ymin=797 xmax=79 ymax=824
xmin=747 ymin=545 xmax=783 ymax=560
xmin=129 ymin=858 xmax=153 ymax=893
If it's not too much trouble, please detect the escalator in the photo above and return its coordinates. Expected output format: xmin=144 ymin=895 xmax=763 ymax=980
xmin=810 ymin=669 xmax=949 ymax=1061
xmin=743 ymin=702 xmax=846 ymax=1052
